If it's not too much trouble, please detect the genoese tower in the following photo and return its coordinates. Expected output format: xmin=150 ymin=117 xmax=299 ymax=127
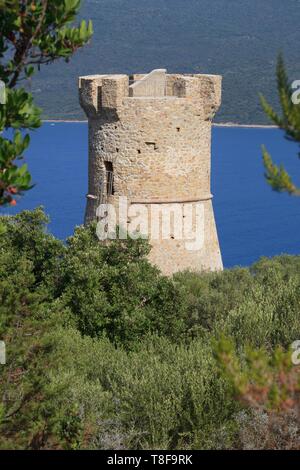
xmin=79 ymin=69 xmax=223 ymax=275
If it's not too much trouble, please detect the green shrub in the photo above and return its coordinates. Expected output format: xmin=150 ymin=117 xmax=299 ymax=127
xmin=222 ymin=274 xmax=300 ymax=349
xmin=1 ymin=208 xmax=300 ymax=449
xmin=55 ymin=223 xmax=186 ymax=347
xmin=0 ymin=207 xmax=64 ymax=287
xmin=177 ymin=255 xmax=300 ymax=349
xmin=47 ymin=331 xmax=238 ymax=450
xmin=175 ymin=267 xmax=254 ymax=337
xmin=216 ymin=337 xmax=300 ymax=449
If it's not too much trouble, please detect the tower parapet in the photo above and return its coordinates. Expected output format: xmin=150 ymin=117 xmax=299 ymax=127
xmin=79 ymin=69 xmax=223 ymax=274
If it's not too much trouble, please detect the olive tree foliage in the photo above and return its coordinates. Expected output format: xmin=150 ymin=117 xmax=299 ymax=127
xmin=0 ymin=0 xmax=93 ymax=212
xmin=261 ymin=55 xmax=300 ymax=196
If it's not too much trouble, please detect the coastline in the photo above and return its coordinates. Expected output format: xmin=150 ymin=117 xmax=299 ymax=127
xmin=43 ymin=119 xmax=88 ymax=123
xmin=42 ymin=119 xmax=277 ymax=129
xmin=213 ymin=123 xmax=277 ymax=129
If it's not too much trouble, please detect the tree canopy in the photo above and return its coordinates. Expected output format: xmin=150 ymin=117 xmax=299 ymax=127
xmin=0 ymin=0 xmax=93 ymax=207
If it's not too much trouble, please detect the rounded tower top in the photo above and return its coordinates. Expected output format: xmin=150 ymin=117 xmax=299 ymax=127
xmin=79 ymin=69 xmax=222 ymax=120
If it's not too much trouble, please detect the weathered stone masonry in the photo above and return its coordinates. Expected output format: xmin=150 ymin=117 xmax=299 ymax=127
xmin=79 ymin=69 xmax=223 ymax=275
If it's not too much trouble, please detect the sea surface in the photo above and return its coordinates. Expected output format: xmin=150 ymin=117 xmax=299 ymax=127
xmin=2 ymin=122 xmax=300 ymax=269
xmin=33 ymin=0 xmax=300 ymax=124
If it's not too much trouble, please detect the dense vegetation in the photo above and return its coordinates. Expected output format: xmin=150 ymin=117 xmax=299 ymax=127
xmin=1 ymin=208 xmax=300 ymax=449
xmin=1 ymin=1 xmax=299 ymax=453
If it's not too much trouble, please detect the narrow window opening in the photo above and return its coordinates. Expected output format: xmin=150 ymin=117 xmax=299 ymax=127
xmin=104 ymin=161 xmax=114 ymax=195
xmin=176 ymin=127 xmax=181 ymax=132
xmin=137 ymin=149 xmax=141 ymax=154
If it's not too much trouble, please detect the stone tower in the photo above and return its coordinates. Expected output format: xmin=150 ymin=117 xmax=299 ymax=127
xmin=79 ymin=69 xmax=223 ymax=275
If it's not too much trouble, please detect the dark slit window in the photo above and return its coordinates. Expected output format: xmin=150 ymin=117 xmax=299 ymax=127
xmin=104 ymin=161 xmax=114 ymax=195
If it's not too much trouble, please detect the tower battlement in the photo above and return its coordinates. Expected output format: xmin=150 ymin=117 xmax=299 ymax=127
xmin=79 ymin=70 xmax=221 ymax=119
xmin=79 ymin=69 xmax=223 ymax=275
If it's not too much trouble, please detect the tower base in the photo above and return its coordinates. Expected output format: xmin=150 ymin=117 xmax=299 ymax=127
xmin=146 ymin=199 xmax=223 ymax=276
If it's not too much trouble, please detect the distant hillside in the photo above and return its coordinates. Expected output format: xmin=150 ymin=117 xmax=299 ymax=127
xmin=32 ymin=0 xmax=300 ymax=124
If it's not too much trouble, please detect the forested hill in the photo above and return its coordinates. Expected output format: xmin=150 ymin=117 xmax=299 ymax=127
xmin=33 ymin=0 xmax=300 ymax=124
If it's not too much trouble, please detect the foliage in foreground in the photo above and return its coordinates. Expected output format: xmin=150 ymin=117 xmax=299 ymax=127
xmin=0 ymin=1 xmax=92 ymax=207
xmin=217 ymin=338 xmax=300 ymax=449
xmin=261 ymin=55 xmax=300 ymax=196
xmin=1 ymin=208 xmax=300 ymax=449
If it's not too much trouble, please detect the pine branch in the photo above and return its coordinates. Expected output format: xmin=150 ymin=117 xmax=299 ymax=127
xmin=262 ymin=146 xmax=300 ymax=196
xmin=261 ymin=55 xmax=300 ymax=197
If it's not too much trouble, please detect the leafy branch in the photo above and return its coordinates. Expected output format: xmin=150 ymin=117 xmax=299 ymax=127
xmin=260 ymin=55 xmax=300 ymax=196
xmin=0 ymin=0 xmax=93 ymax=209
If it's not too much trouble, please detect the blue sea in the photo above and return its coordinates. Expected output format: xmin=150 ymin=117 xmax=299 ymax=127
xmin=2 ymin=122 xmax=300 ymax=269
